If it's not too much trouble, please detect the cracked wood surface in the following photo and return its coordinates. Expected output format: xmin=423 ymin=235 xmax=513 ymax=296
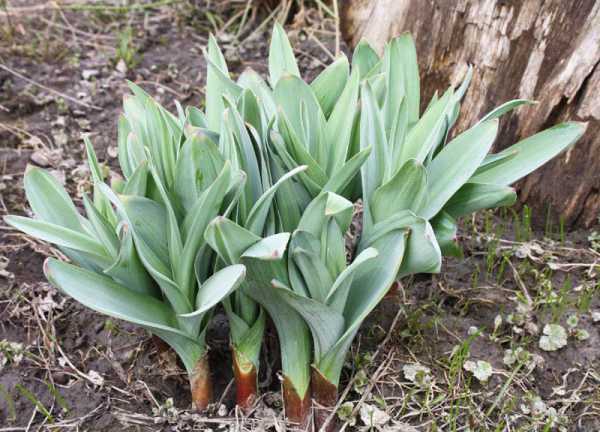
xmin=342 ymin=0 xmax=600 ymax=227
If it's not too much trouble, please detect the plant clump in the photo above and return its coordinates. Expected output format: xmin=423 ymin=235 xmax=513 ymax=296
xmin=5 ymin=23 xmax=587 ymax=427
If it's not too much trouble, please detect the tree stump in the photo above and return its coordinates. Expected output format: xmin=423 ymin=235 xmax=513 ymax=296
xmin=342 ymin=0 xmax=600 ymax=227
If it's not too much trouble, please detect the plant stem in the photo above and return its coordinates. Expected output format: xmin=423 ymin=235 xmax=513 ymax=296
xmin=190 ymin=353 xmax=212 ymax=411
xmin=311 ymin=367 xmax=338 ymax=432
xmin=283 ymin=375 xmax=311 ymax=427
xmin=232 ymin=348 xmax=258 ymax=412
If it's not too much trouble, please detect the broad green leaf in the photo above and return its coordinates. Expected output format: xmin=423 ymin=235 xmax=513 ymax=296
xmin=117 ymin=114 xmax=133 ymax=178
xmin=45 ymin=258 xmax=185 ymax=336
xmin=311 ymin=55 xmax=349 ymax=118
xmin=275 ymin=110 xmax=328 ymax=189
xmin=179 ymin=163 xmax=233 ymax=297
xmin=205 ymin=217 xmax=260 ymax=265
xmin=100 ymin=185 xmax=190 ymax=314
xmin=181 ymin=264 xmax=246 ymax=317
xmin=391 ymin=34 xmax=420 ymax=126
xmin=237 ymin=69 xmax=277 ymax=124
xmin=479 ymin=149 xmax=518 ymax=171
xmin=431 ymin=212 xmax=462 ymax=258
xmin=471 ymin=122 xmax=586 ymax=186
xmin=175 ymin=131 xmax=225 ymax=212
xmin=359 ymin=210 xmax=415 ymax=250
xmin=389 ymin=96 xmax=409 ymax=170
xmin=400 ymin=89 xmax=452 ymax=165
xmin=360 ymin=82 xmax=388 ymax=202
xmin=268 ymin=23 xmax=300 ymax=86
xmin=126 ymin=132 xmax=146 ymax=171
xmin=241 ymin=233 xmax=311 ymax=399
xmin=368 ymin=72 xmax=386 ymax=106
xmin=446 ymin=66 xmax=473 ymax=129
xmin=246 ymin=165 xmax=307 ymax=235
xmin=82 ymin=194 xmax=119 ymax=257
xmin=222 ymin=98 xmax=263 ymax=216
xmin=325 ymin=68 xmax=360 ymax=174
xmin=352 ymin=39 xmax=380 ymax=79
xmin=398 ymin=218 xmax=441 ymax=277
xmin=48 ymin=257 xmax=203 ymax=374
xmin=238 ymin=88 xmax=264 ymax=137
xmin=120 ymin=195 xmax=169 ymax=266
xmin=147 ymin=163 xmax=185 ymax=293
xmin=370 ymin=159 xmax=427 ymax=222
xmin=104 ymin=224 xmax=158 ymax=296
xmin=326 ymin=247 xmax=378 ymax=314
xmin=269 ymin=152 xmax=309 ymax=232
xmin=205 ymin=35 xmax=242 ymax=131
xmin=232 ymin=308 xmax=266 ymax=369
xmin=478 ymin=99 xmax=536 ymax=123
xmin=244 ymin=278 xmax=311 ymax=399
xmin=297 ymin=192 xmax=353 ymax=237
xmin=268 ymin=129 xmax=321 ymax=198
xmin=274 ymin=74 xmax=326 ymax=159
xmin=290 ymin=238 xmax=333 ymax=302
xmin=185 ymin=106 xmax=207 ymax=128
xmin=273 ymin=280 xmax=344 ymax=361
xmin=23 ymin=166 xmax=83 ymax=233
xmin=321 ymin=218 xmax=346 ymax=280
xmin=242 ymin=233 xmax=290 ymax=262
xmin=324 ymin=146 xmax=372 ymax=196
xmin=325 ymin=193 xmax=354 ymax=234
xmin=5 ymin=216 xmax=106 ymax=257
xmin=382 ymin=39 xmax=405 ymax=137
xmin=422 ymin=119 xmax=499 ymax=219
xmin=320 ymin=229 xmax=407 ymax=385
xmin=444 ymin=182 xmax=517 ymax=218
xmin=122 ymin=161 xmax=149 ymax=196
xmin=83 ymin=136 xmax=109 ymax=223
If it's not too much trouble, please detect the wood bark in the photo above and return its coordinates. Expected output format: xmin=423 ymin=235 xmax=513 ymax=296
xmin=342 ymin=0 xmax=600 ymax=227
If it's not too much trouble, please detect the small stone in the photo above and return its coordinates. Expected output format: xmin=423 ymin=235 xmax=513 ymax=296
xmin=82 ymin=69 xmax=100 ymax=80
xmin=116 ymin=59 xmax=128 ymax=74
xmin=30 ymin=150 xmax=51 ymax=167
xmin=87 ymin=370 xmax=104 ymax=387
xmin=107 ymin=146 xmax=118 ymax=158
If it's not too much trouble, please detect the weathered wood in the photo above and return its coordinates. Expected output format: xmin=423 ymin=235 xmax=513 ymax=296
xmin=342 ymin=0 xmax=600 ymax=227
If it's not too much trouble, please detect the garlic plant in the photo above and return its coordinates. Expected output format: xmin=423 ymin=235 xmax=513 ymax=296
xmin=202 ymin=24 xmax=585 ymax=425
xmin=5 ymin=86 xmax=252 ymax=411
xmin=5 ymin=22 xmax=586 ymax=427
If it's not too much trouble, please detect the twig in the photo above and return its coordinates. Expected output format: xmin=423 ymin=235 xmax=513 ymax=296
xmin=505 ymin=257 xmax=533 ymax=305
xmin=134 ymin=80 xmax=187 ymax=99
xmin=332 ymin=0 xmax=340 ymax=56
xmin=0 ymin=64 xmax=102 ymax=111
